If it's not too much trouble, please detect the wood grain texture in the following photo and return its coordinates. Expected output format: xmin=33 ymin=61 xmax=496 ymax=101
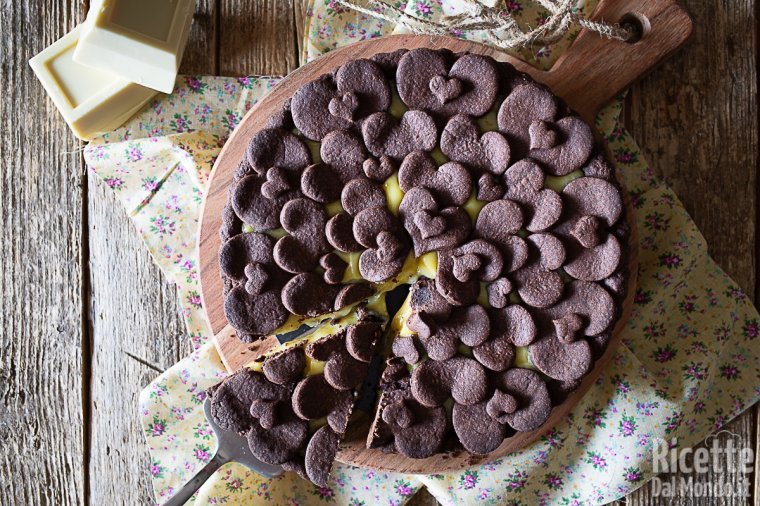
xmin=87 ymin=180 xmax=189 ymax=504
xmin=537 ymin=0 xmax=693 ymax=123
xmin=294 ymin=0 xmax=311 ymax=64
xmin=84 ymin=1 xmax=218 ymax=503
xmin=625 ymin=415 xmax=756 ymax=506
xmin=183 ymin=0 xmax=219 ymax=75
xmin=0 ymin=2 xmax=88 ymax=505
xmin=219 ymin=0 xmax=299 ymax=76
xmin=625 ymin=0 xmax=758 ymax=503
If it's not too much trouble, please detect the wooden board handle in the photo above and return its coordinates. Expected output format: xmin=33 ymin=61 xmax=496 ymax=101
xmin=539 ymin=0 xmax=692 ymax=122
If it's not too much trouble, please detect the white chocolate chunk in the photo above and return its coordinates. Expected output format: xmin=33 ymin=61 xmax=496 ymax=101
xmin=28 ymin=25 xmax=157 ymax=141
xmin=73 ymin=0 xmax=195 ymax=93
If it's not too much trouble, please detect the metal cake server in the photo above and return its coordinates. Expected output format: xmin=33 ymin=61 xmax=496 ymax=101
xmin=164 ymin=397 xmax=283 ymax=506
xmin=164 ymin=287 xmax=410 ymax=505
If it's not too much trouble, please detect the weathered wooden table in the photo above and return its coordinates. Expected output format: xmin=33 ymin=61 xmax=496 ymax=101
xmin=1 ymin=1 xmax=757 ymax=504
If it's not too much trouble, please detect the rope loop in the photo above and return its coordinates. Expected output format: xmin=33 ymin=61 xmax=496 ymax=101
xmin=335 ymin=0 xmax=634 ymax=50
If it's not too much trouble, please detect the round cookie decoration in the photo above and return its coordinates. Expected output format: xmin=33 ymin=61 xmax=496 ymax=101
xmin=204 ymin=40 xmax=635 ymax=484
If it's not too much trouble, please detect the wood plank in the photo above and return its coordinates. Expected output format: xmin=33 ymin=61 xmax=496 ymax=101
xmin=625 ymin=0 xmax=758 ymax=503
xmin=85 ymin=1 xmax=219 ymax=503
xmin=219 ymin=0 xmax=299 ymax=76
xmin=183 ymin=0 xmax=219 ymax=75
xmin=294 ymin=0 xmax=310 ymax=63
xmin=87 ymin=180 xmax=189 ymax=503
xmin=0 ymin=1 xmax=87 ymax=504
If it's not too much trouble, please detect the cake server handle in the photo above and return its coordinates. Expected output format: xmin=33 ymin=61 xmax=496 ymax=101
xmin=163 ymin=452 xmax=227 ymax=506
xmin=163 ymin=397 xmax=283 ymax=505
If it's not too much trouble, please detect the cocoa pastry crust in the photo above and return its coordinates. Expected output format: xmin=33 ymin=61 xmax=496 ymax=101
xmin=216 ymin=47 xmax=630 ymax=472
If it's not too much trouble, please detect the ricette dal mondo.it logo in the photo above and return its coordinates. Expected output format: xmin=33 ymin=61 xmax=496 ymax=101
xmin=650 ymin=431 xmax=753 ymax=499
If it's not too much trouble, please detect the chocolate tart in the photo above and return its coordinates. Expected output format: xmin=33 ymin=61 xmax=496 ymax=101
xmin=208 ymin=47 xmax=630 ymax=485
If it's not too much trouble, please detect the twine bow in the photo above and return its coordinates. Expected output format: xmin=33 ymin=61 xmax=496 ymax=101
xmin=335 ymin=0 xmax=634 ymax=49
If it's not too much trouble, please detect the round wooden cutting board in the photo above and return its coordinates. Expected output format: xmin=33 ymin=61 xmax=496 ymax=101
xmin=197 ymin=0 xmax=690 ymax=473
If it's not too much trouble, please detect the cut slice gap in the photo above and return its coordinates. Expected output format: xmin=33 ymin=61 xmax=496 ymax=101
xmin=210 ymin=306 xmax=388 ymax=486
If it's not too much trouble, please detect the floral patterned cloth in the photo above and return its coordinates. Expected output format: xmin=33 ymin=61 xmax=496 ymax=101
xmin=84 ymin=1 xmax=760 ymax=505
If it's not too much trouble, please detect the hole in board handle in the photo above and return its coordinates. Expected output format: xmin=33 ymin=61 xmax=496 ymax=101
xmin=619 ymin=12 xmax=651 ymax=44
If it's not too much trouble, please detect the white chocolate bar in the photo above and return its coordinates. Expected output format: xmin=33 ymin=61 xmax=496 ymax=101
xmin=73 ymin=0 xmax=195 ymax=94
xmin=29 ymin=25 xmax=158 ymax=141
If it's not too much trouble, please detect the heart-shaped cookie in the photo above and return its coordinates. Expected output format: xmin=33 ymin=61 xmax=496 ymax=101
xmin=529 ymin=116 xmax=595 ymax=176
xmin=273 ymin=198 xmax=330 ymax=273
xmin=429 ymin=75 xmax=463 ymax=103
xmin=281 ymin=273 xmax=340 ymax=316
xmin=334 ymin=282 xmax=375 ymax=311
xmin=224 ymin=286 xmax=290 ymax=335
xmin=486 ymin=277 xmax=512 ymax=308
xmin=328 ymin=91 xmax=359 ymax=120
xmin=436 ymin=239 xmax=504 ymax=306
xmin=440 ymin=114 xmax=511 ymax=175
xmin=244 ymin=262 xmax=270 ymax=295
xmin=291 ymin=59 xmax=391 ymax=141
xmin=411 ymin=356 xmax=489 ymax=407
xmin=397 ymin=49 xmax=499 ymax=117
xmin=473 ymin=199 xmax=530 ymax=273
xmin=503 ymin=160 xmax=563 ymax=232
xmin=526 ymin=232 xmax=566 ymax=271
xmin=246 ymin=128 xmax=312 ymax=175
xmin=219 ymin=232 xmax=276 ymax=282
xmin=341 ymin=177 xmax=387 ymax=216
xmin=492 ymin=368 xmax=551 ymax=431
xmin=321 ymin=129 xmax=367 ymax=183
xmin=564 ymin=234 xmax=622 ymax=282
xmin=319 ymin=253 xmax=347 ymax=285
xmin=413 ymin=211 xmax=446 ymax=239
xmin=452 ymin=253 xmax=482 ymax=282
xmin=362 ymin=155 xmax=395 ymax=182
xmin=553 ymin=177 xmax=624 ymax=281
xmin=352 ymin=206 xmax=410 ymax=282
xmin=398 ymin=187 xmax=471 ymax=257
xmin=300 ymin=164 xmax=342 ymax=204
xmin=528 ymin=329 xmax=593 ymax=382
xmin=362 ymin=111 xmax=437 ymax=160
xmin=398 ymin=151 xmax=472 ymax=206
xmin=261 ymin=166 xmax=292 ymax=199
xmin=511 ymin=264 xmax=564 ymax=309
xmin=570 ymin=215 xmax=602 ymax=249
xmin=412 ymin=305 xmax=490 ymax=361
xmin=476 ymin=173 xmax=505 ymax=201
xmin=325 ymin=212 xmax=362 ymax=253
xmin=528 ymin=120 xmax=558 ymax=150
xmin=497 ymin=83 xmax=558 ymax=157
xmin=231 ymin=173 xmax=301 ymax=231
xmin=553 ymin=313 xmax=584 ymax=344
xmin=452 ymin=401 xmax=508 ymax=455
xmin=542 ymin=280 xmax=615 ymax=337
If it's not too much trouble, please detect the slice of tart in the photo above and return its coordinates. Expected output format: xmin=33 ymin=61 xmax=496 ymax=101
xmin=208 ymin=308 xmax=384 ymax=486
